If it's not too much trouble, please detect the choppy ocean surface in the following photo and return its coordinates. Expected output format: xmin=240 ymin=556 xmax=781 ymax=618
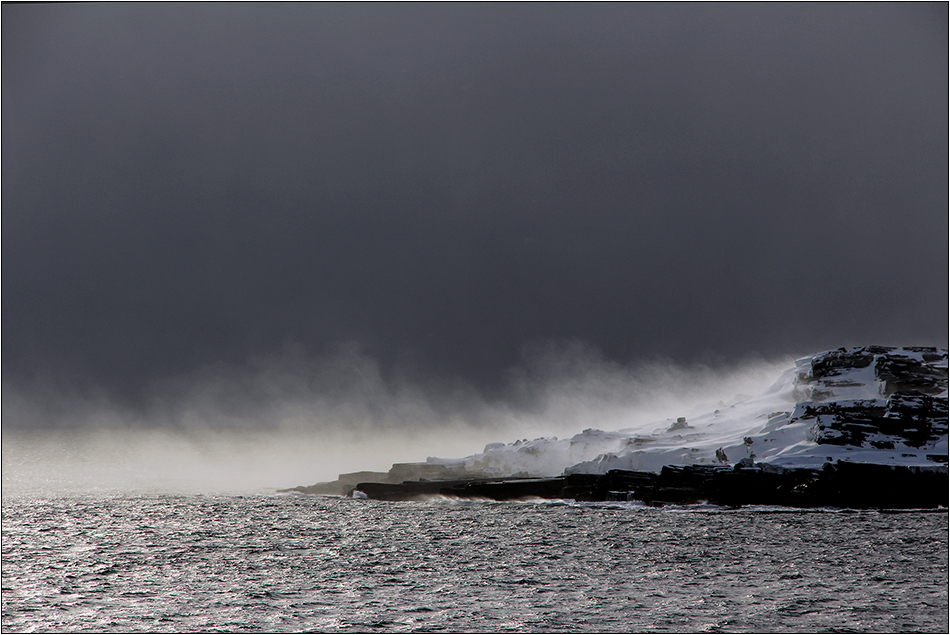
xmin=2 ymin=494 xmax=947 ymax=633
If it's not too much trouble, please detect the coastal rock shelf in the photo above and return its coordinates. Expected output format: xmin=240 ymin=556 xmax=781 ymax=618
xmin=347 ymin=461 xmax=947 ymax=509
xmin=287 ymin=346 xmax=948 ymax=508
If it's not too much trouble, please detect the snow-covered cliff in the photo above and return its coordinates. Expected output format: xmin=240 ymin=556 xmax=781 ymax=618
xmin=426 ymin=346 xmax=947 ymax=477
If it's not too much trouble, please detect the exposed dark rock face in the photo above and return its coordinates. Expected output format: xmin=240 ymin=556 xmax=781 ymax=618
xmin=876 ymin=349 xmax=948 ymax=396
xmin=439 ymin=478 xmax=570 ymax=501
xmin=808 ymin=346 xmax=880 ymax=378
xmin=794 ymin=346 xmax=948 ymax=453
xmin=285 ymin=471 xmax=391 ymax=496
xmin=352 ymin=478 xmax=499 ymax=502
xmin=800 ymin=346 xmax=947 ymax=394
xmin=797 ymin=398 xmax=904 ymax=449
xmin=344 ymin=461 xmax=947 ymax=509
xmin=283 ymin=461 xmax=480 ymax=496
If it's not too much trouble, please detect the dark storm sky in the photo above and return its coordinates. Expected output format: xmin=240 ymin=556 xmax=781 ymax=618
xmin=3 ymin=3 xmax=948 ymax=398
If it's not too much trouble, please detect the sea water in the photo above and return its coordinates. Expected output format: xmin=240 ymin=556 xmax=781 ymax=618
xmin=2 ymin=494 xmax=947 ymax=633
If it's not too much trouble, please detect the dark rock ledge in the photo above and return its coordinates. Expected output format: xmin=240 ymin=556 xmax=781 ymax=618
xmin=285 ymin=461 xmax=948 ymax=509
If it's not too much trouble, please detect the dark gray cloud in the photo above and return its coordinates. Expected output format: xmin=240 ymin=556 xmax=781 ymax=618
xmin=3 ymin=3 xmax=947 ymax=402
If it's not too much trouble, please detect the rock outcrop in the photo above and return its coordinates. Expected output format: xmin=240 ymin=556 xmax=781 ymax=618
xmin=341 ymin=461 xmax=947 ymax=509
xmin=286 ymin=346 xmax=948 ymax=507
xmin=792 ymin=346 xmax=948 ymax=459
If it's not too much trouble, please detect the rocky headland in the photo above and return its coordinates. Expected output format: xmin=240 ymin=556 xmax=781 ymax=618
xmin=286 ymin=346 xmax=948 ymax=508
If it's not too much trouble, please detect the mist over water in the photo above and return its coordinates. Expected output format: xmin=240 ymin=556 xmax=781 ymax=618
xmin=2 ymin=341 xmax=792 ymax=495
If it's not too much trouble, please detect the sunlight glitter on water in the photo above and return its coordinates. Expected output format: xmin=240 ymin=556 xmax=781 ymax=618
xmin=2 ymin=494 xmax=947 ymax=633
